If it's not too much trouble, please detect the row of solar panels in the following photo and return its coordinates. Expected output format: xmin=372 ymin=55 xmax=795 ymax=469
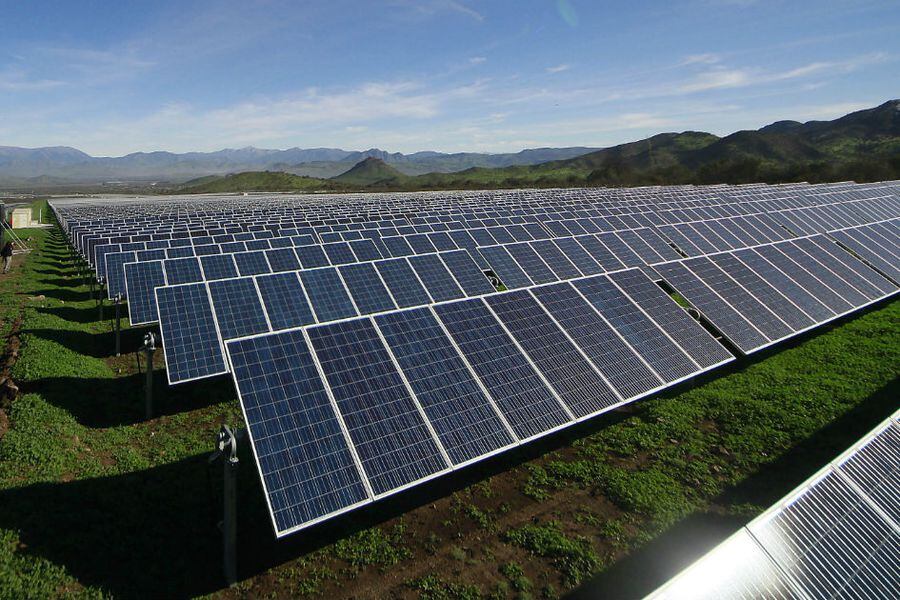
xmin=223 ymin=230 xmax=899 ymax=536
xmin=79 ymin=193 xmax=900 ymax=300
xmin=151 ymin=226 xmax=899 ymax=386
xmin=113 ymin=225 xmax=682 ymax=317
xmin=54 ymin=181 xmax=900 ymax=229
xmin=62 ymin=184 xmax=899 ymax=267
xmin=225 ymin=267 xmax=736 ymax=535
xmin=648 ymin=410 xmax=900 ymax=600
xmin=72 ymin=190 xmax=897 ymax=266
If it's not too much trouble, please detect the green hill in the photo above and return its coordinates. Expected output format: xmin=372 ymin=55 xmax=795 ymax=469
xmin=177 ymin=100 xmax=900 ymax=193
xmin=331 ymin=157 xmax=410 ymax=186
xmin=180 ymin=171 xmax=352 ymax=193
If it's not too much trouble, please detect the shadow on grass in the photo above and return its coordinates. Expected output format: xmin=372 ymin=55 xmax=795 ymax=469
xmin=36 ymin=305 xmax=105 ymax=325
xmin=27 ymin=287 xmax=92 ymax=303
xmin=18 ymin=368 xmax=236 ymax=429
xmin=0 ymin=403 xmax=639 ymax=599
xmin=568 ymin=374 xmax=899 ymax=600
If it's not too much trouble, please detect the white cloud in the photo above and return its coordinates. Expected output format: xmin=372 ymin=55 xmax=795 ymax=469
xmin=390 ymin=0 xmax=484 ymax=22
xmin=546 ymin=64 xmax=572 ymax=74
xmin=0 ymin=68 xmax=64 ymax=92
xmin=680 ymin=53 xmax=721 ymax=66
xmin=469 ymin=56 xmax=487 ymax=64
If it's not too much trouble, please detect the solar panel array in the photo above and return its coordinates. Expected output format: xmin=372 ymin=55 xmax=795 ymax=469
xmin=51 ymin=181 xmax=900 ymax=536
xmin=647 ymin=408 xmax=900 ymax=600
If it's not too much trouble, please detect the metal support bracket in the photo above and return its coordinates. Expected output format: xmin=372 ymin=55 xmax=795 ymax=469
xmin=209 ymin=425 xmax=241 ymax=587
xmin=140 ymin=332 xmax=156 ymax=419
xmin=114 ymin=295 xmax=122 ymax=357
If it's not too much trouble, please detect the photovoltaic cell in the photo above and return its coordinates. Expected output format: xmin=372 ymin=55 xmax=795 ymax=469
xmin=530 ymin=239 xmax=582 ymax=279
xmin=208 ymin=278 xmax=270 ymax=339
xmin=299 ymin=269 xmax=358 ymax=323
xmin=731 ymin=248 xmax=834 ymax=323
xmin=226 ymin=330 xmax=369 ymax=535
xmin=505 ymin=243 xmax=558 ymax=284
xmin=553 ymin=237 xmax=604 ymax=275
xmin=486 ymin=291 xmax=620 ymax=418
xmin=323 ymin=242 xmax=356 ymax=265
xmin=607 ymin=269 xmax=732 ymax=369
xmin=755 ymin=245 xmax=853 ymax=314
xmin=375 ymin=308 xmax=515 ymax=464
xmin=749 ymin=471 xmax=899 ymax=600
xmin=156 ymin=283 xmax=228 ymax=383
xmin=435 ymin=300 xmax=571 ymax=440
xmin=348 ymin=239 xmax=383 ymax=262
xmin=308 ymin=319 xmax=449 ymax=495
xmin=576 ymin=235 xmax=625 ymax=271
xmin=105 ymin=251 xmax=137 ymax=297
xmin=255 ymin=272 xmax=315 ymax=330
xmin=574 ymin=276 xmax=698 ymax=381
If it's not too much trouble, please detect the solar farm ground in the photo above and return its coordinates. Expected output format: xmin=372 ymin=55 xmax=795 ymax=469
xmin=0 ymin=201 xmax=898 ymax=599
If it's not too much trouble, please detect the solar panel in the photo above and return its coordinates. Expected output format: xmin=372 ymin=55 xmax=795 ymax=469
xmin=299 ymin=269 xmax=358 ymax=323
xmin=226 ymin=330 xmax=370 ymax=536
xmin=486 ymin=291 xmax=620 ymax=418
xmin=681 ymin=257 xmax=793 ymax=341
xmin=439 ymin=250 xmax=495 ymax=296
xmin=374 ymin=259 xmax=432 ymax=308
xmin=434 ymin=299 xmax=571 ymax=440
xmin=505 ymin=243 xmax=558 ymax=284
xmin=731 ymin=248 xmax=834 ymax=323
xmin=576 ymin=235 xmax=625 ymax=271
xmin=654 ymin=261 xmax=769 ymax=354
xmin=573 ymin=276 xmax=699 ymax=382
xmin=307 ymin=319 xmax=450 ymax=495
xmin=124 ymin=261 xmax=166 ymax=325
xmin=374 ymin=308 xmax=516 ymax=464
xmin=754 ymin=245 xmax=853 ymax=315
xmin=348 ymin=239 xmax=383 ymax=262
xmin=200 ymin=254 xmax=239 ymax=281
xmin=530 ymin=282 xmax=663 ymax=400
xmin=478 ymin=246 xmax=533 ymax=289
xmin=255 ymin=272 xmax=315 ymax=330
xmin=530 ymin=239 xmax=582 ymax=279
xmin=708 ymin=253 xmax=814 ymax=332
xmin=553 ymin=237 xmax=604 ymax=275
xmin=105 ymin=251 xmax=137 ymax=297
xmin=234 ymin=251 xmax=272 ymax=276
xmin=408 ymin=254 xmax=466 ymax=301
xmin=831 ymin=229 xmax=900 ymax=284
xmin=296 ymin=245 xmax=330 ymax=269
xmin=338 ymin=263 xmax=397 ymax=314
xmin=795 ymin=237 xmax=893 ymax=299
xmin=164 ymin=257 xmax=204 ymax=285
xmin=156 ymin=283 xmax=228 ymax=384
xmin=265 ymin=248 xmax=301 ymax=272
xmin=208 ymin=278 xmax=270 ymax=339
xmin=607 ymin=269 xmax=733 ymax=369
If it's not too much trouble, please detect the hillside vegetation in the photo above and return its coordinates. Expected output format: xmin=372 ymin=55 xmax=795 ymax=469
xmin=178 ymin=100 xmax=900 ymax=194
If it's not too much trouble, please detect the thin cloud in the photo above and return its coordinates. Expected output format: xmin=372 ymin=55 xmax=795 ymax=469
xmin=546 ymin=64 xmax=572 ymax=74
xmin=469 ymin=56 xmax=487 ymax=64
xmin=680 ymin=53 xmax=721 ymax=66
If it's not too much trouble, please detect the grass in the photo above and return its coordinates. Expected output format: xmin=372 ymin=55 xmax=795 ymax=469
xmin=0 ymin=202 xmax=897 ymax=598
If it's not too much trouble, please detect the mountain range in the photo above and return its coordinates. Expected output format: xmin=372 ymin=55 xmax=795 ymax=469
xmin=0 ymin=144 xmax=599 ymax=187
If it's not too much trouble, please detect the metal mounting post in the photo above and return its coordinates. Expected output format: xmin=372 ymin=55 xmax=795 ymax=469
xmin=114 ymin=295 xmax=122 ymax=356
xmin=209 ymin=425 xmax=241 ymax=586
xmin=141 ymin=332 xmax=156 ymax=419
xmin=99 ymin=294 xmax=104 ymax=322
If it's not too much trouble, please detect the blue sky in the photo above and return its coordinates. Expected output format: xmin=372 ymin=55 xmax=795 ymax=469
xmin=1 ymin=0 xmax=898 ymax=156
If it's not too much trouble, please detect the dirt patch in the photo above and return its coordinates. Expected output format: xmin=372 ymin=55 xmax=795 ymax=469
xmin=0 ymin=313 xmax=24 ymax=439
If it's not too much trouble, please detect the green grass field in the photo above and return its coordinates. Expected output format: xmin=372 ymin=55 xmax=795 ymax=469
xmin=0 ymin=203 xmax=897 ymax=599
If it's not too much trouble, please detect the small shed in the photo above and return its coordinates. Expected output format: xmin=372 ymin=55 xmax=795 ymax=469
xmin=10 ymin=207 xmax=32 ymax=229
